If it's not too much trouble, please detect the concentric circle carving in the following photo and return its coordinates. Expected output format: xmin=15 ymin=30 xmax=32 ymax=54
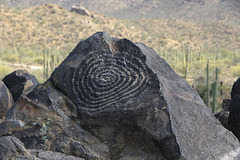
xmin=72 ymin=50 xmax=149 ymax=111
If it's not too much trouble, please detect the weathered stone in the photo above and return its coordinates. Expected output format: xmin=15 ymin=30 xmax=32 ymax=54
xmin=0 ymin=120 xmax=25 ymax=137
xmin=50 ymin=32 xmax=240 ymax=159
xmin=0 ymin=136 xmax=36 ymax=160
xmin=2 ymin=69 xmax=39 ymax=102
xmin=0 ymin=81 xmax=13 ymax=119
xmin=29 ymin=149 xmax=85 ymax=160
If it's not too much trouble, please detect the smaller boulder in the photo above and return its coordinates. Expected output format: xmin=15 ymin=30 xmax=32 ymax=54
xmin=2 ymin=69 xmax=39 ymax=102
xmin=0 ymin=81 xmax=13 ymax=119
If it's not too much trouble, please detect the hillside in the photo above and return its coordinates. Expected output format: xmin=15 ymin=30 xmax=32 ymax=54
xmin=1 ymin=0 xmax=240 ymax=25
xmin=0 ymin=4 xmax=240 ymax=108
xmin=1 ymin=4 xmax=240 ymax=51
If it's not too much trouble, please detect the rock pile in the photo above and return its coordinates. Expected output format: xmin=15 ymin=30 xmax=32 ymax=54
xmin=1 ymin=32 xmax=240 ymax=160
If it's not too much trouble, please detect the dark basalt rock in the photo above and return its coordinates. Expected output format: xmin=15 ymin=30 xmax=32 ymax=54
xmin=7 ymin=80 xmax=109 ymax=159
xmin=0 ymin=120 xmax=25 ymax=137
xmin=2 ymin=32 xmax=240 ymax=159
xmin=0 ymin=81 xmax=13 ymax=119
xmin=2 ymin=69 xmax=39 ymax=102
xmin=0 ymin=136 xmax=36 ymax=160
xmin=49 ymin=32 xmax=240 ymax=159
xmin=215 ymin=99 xmax=231 ymax=129
xmin=229 ymin=78 xmax=240 ymax=140
xmin=29 ymin=149 xmax=85 ymax=160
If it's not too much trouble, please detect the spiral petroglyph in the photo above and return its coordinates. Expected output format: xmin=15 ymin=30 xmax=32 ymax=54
xmin=72 ymin=50 xmax=149 ymax=111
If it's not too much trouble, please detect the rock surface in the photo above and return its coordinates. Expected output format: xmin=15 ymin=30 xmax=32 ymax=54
xmin=1 ymin=32 xmax=240 ymax=160
xmin=7 ymin=80 xmax=109 ymax=159
xmin=50 ymin=32 xmax=240 ymax=159
xmin=29 ymin=149 xmax=85 ymax=160
xmin=0 ymin=136 xmax=36 ymax=160
xmin=0 ymin=81 xmax=13 ymax=119
xmin=2 ymin=69 xmax=39 ymax=102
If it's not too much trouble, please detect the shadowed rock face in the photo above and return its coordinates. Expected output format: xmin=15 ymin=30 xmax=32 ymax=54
xmin=2 ymin=70 xmax=39 ymax=102
xmin=229 ymin=78 xmax=240 ymax=139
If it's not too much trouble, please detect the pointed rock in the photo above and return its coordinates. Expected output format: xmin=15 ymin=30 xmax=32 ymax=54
xmin=50 ymin=32 xmax=240 ymax=159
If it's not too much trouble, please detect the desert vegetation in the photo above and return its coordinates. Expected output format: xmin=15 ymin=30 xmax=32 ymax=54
xmin=0 ymin=3 xmax=240 ymax=113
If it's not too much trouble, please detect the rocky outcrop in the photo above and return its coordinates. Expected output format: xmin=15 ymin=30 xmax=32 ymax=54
xmin=0 ymin=81 xmax=13 ymax=119
xmin=71 ymin=6 xmax=89 ymax=16
xmin=1 ymin=32 xmax=240 ymax=159
xmin=7 ymin=80 xmax=109 ymax=159
xmin=50 ymin=32 xmax=240 ymax=159
xmin=2 ymin=69 xmax=39 ymax=102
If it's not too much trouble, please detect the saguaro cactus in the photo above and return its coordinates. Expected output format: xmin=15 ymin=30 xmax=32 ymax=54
xmin=212 ymin=67 xmax=218 ymax=114
xmin=206 ymin=60 xmax=210 ymax=108
xmin=184 ymin=46 xmax=189 ymax=81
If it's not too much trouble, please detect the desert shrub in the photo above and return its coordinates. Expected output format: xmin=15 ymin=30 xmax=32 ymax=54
xmin=0 ymin=65 xmax=14 ymax=79
xmin=230 ymin=64 xmax=240 ymax=77
xmin=21 ymin=56 xmax=34 ymax=65
xmin=29 ymin=69 xmax=45 ymax=83
xmin=33 ymin=55 xmax=44 ymax=65
xmin=2 ymin=54 xmax=18 ymax=64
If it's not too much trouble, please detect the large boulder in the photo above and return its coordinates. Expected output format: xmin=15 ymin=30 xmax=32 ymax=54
xmin=2 ymin=69 xmax=39 ymax=102
xmin=0 ymin=81 xmax=13 ymax=119
xmin=48 ymin=32 xmax=240 ymax=159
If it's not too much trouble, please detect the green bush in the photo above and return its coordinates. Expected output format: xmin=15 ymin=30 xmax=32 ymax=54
xmin=33 ymin=55 xmax=44 ymax=65
xmin=0 ymin=65 xmax=14 ymax=79
xmin=230 ymin=64 xmax=240 ymax=77
xmin=2 ymin=54 xmax=18 ymax=63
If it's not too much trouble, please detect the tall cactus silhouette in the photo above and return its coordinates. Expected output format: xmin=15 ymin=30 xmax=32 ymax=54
xmin=184 ymin=46 xmax=189 ymax=81
xmin=206 ymin=60 xmax=210 ymax=108
xmin=212 ymin=67 xmax=218 ymax=114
